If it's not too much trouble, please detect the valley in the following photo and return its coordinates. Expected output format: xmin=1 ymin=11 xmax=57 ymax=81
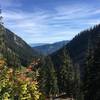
xmin=1 ymin=23 xmax=100 ymax=100
xmin=0 ymin=0 xmax=100 ymax=99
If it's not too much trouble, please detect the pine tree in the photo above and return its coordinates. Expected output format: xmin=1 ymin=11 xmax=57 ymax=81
xmin=83 ymin=33 xmax=100 ymax=100
xmin=58 ymin=47 xmax=74 ymax=97
xmin=74 ymin=63 xmax=84 ymax=100
xmin=83 ymin=36 xmax=94 ymax=100
xmin=92 ymin=41 xmax=100 ymax=100
xmin=39 ymin=57 xmax=58 ymax=97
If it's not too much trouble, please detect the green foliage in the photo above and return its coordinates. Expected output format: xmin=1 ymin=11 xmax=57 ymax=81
xmin=83 ymin=41 xmax=100 ymax=100
xmin=58 ymin=47 xmax=74 ymax=96
xmin=39 ymin=57 xmax=59 ymax=97
xmin=51 ymin=46 xmax=82 ymax=99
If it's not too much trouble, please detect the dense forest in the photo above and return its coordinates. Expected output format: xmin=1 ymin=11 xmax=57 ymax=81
xmin=0 ymin=8 xmax=100 ymax=100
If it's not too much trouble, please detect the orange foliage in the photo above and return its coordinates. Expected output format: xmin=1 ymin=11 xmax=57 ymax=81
xmin=26 ymin=66 xmax=33 ymax=72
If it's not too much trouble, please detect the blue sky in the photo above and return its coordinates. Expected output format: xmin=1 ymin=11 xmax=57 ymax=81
xmin=0 ymin=0 xmax=100 ymax=44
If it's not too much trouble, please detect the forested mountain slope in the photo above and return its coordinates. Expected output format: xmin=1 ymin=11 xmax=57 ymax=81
xmin=0 ymin=25 xmax=39 ymax=67
xmin=51 ymin=24 xmax=100 ymax=76
xmin=49 ymin=24 xmax=100 ymax=100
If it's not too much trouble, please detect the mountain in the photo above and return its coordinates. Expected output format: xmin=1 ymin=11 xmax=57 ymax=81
xmin=38 ymin=25 xmax=100 ymax=99
xmin=51 ymin=24 xmax=100 ymax=77
xmin=32 ymin=40 xmax=69 ymax=55
xmin=30 ymin=43 xmax=48 ymax=47
xmin=49 ymin=24 xmax=100 ymax=99
xmin=0 ymin=25 xmax=39 ymax=67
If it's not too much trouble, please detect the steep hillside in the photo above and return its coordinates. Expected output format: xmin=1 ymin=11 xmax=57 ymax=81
xmin=51 ymin=24 xmax=100 ymax=76
xmin=66 ymin=25 xmax=100 ymax=65
xmin=33 ymin=40 xmax=69 ymax=55
xmin=0 ymin=26 xmax=39 ymax=67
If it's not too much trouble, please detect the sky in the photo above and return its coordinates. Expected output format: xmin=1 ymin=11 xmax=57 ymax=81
xmin=0 ymin=0 xmax=100 ymax=44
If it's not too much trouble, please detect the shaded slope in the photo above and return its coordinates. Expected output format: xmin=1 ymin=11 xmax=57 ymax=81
xmin=0 ymin=26 xmax=39 ymax=66
xmin=51 ymin=24 xmax=100 ymax=76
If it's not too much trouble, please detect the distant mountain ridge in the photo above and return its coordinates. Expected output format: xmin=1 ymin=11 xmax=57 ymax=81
xmin=32 ymin=40 xmax=69 ymax=55
xmin=30 ymin=43 xmax=48 ymax=47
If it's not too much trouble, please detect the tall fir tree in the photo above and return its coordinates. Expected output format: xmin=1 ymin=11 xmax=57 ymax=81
xmin=39 ymin=57 xmax=59 ymax=97
xmin=58 ymin=47 xmax=74 ymax=97
xmin=83 ymin=33 xmax=100 ymax=100
xmin=92 ymin=41 xmax=100 ymax=100
xmin=74 ymin=63 xmax=84 ymax=100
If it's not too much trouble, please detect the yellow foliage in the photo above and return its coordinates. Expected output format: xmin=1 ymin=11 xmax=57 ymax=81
xmin=0 ymin=58 xmax=6 ymax=69
xmin=0 ymin=61 xmax=42 ymax=100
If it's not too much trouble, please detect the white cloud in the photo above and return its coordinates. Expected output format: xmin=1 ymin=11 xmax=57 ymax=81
xmin=1 ymin=3 xmax=100 ymax=43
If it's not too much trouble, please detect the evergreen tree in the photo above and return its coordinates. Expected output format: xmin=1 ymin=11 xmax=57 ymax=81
xmin=58 ymin=47 xmax=74 ymax=97
xmin=39 ymin=57 xmax=58 ymax=97
xmin=92 ymin=41 xmax=100 ymax=100
xmin=83 ymin=33 xmax=100 ymax=100
xmin=74 ymin=63 xmax=84 ymax=100
xmin=83 ymin=38 xmax=94 ymax=100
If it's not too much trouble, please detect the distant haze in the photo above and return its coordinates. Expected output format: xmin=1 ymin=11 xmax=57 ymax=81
xmin=30 ymin=43 xmax=48 ymax=47
xmin=32 ymin=40 xmax=69 ymax=55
